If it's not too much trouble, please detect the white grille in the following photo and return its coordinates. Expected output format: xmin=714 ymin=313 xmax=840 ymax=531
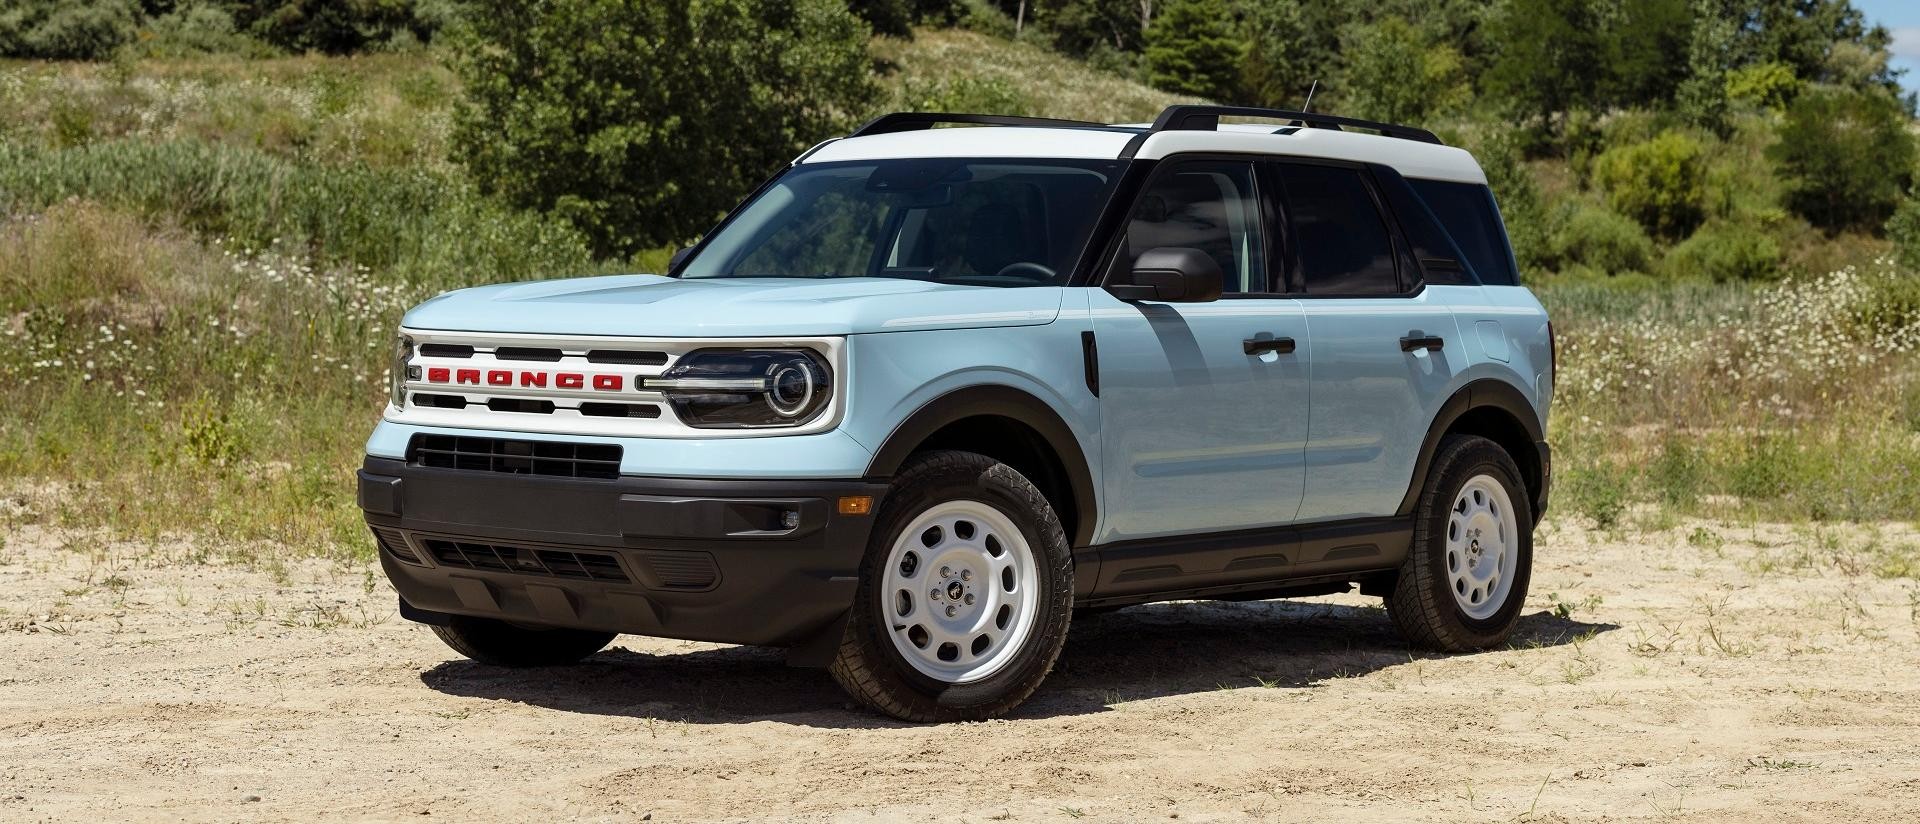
xmin=386 ymin=328 xmax=846 ymax=438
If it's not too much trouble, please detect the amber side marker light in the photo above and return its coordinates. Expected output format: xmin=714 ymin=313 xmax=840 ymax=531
xmin=838 ymin=496 xmax=873 ymax=516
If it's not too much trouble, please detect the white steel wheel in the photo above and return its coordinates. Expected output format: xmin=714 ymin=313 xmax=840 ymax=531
xmin=1446 ymin=474 xmax=1518 ymax=621
xmin=880 ymin=499 xmax=1039 ymax=684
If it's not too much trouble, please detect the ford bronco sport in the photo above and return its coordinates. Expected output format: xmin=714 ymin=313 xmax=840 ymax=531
xmin=360 ymin=105 xmax=1554 ymax=722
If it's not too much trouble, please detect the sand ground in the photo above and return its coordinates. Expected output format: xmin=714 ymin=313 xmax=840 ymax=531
xmin=3 ymin=516 xmax=1918 ymax=822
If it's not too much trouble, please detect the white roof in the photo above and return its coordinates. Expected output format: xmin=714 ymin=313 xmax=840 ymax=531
xmin=800 ymin=122 xmax=1486 ymax=185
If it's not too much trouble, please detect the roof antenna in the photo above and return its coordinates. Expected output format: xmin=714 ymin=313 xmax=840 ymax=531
xmin=1302 ymin=80 xmax=1319 ymax=113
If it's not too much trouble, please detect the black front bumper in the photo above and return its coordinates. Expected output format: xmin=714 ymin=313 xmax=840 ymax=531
xmin=359 ymin=456 xmax=886 ymax=648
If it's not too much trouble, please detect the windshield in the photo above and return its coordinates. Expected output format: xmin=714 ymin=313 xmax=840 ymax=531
xmin=679 ymin=158 xmax=1126 ymax=287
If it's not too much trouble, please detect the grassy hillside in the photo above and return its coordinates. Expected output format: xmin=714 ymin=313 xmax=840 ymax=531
xmin=1 ymin=31 xmax=1918 ymax=567
xmin=875 ymin=28 xmax=1195 ymax=123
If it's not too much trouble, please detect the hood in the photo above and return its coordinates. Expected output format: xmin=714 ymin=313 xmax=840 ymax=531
xmin=400 ymin=275 xmax=1064 ymax=337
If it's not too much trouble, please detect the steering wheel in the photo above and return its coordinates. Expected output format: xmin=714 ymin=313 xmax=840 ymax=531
xmin=993 ymin=261 xmax=1057 ymax=280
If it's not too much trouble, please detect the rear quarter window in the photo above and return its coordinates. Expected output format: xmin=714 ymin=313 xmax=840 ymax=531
xmin=1407 ymin=179 xmax=1521 ymax=286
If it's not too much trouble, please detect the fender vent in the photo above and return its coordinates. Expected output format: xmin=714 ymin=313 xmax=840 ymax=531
xmin=636 ymin=551 xmax=720 ymax=591
xmin=423 ymin=539 xmax=630 ymax=583
xmin=371 ymin=527 xmax=424 ymax=565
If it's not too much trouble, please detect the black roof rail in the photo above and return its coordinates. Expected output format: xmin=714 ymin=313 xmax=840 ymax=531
xmin=1148 ymin=105 xmax=1443 ymax=145
xmin=849 ymin=112 xmax=1115 ymax=138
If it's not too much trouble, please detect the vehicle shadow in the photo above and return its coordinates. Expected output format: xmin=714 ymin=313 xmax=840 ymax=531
xmin=416 ymin=600 xmax=1617 ymax=728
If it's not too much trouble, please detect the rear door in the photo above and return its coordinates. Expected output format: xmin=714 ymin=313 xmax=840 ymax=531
xmin=1270 ymin=160 xmax=1462 ymax=525
xmin=1089 ymin=157 xmax=1310 ymax=544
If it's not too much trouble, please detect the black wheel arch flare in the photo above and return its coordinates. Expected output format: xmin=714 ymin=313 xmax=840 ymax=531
xmin=1397 ymin=378 xmax=1549 ymax=522
xmin=864 ymin=385 xmax=1100 ymax=549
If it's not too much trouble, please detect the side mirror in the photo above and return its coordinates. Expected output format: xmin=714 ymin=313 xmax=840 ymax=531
xmin=668 ymin=246 xmax=694 ymax=273
xmin=1106 ymin=247 xmax=1223 ymax=303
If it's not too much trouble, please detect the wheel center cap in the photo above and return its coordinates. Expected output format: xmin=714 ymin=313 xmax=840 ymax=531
xmin=947 ymin=581 xmax=964 ymax=601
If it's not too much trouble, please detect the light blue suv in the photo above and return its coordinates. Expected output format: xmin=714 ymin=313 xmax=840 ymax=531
xmin=360 ymin=106 xmax=1554 ymax=721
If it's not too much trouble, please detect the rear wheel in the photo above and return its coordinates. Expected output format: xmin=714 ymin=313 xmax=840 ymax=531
xmin=430 ymin=616 xmax=615 ymax=667
xmin=1387 ymin=434 xmax=1533 ymax=652
xmin=829 ymin=450 xmax=1073 ymax=722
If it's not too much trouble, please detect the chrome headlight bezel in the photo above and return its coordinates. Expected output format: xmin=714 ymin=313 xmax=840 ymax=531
xmin=389 ymin=332 xmax=415 ymax=409
xmin=644 ymin=348 xmax=834 ymax=429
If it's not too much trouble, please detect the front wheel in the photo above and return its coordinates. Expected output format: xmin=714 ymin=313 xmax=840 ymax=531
xmin=1386 ymin=434 xmax=1534 ymax=652
xmin=829 ymin=450 xmax=1073 ymax=722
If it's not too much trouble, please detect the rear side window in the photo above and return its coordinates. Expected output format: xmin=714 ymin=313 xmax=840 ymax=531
xmin=1408 ymin=179 xmax=1520 ymax=286
xmin=1276 ymin=163 xmax=1398 ymax=295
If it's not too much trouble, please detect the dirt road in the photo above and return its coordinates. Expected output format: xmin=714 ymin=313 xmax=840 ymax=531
xmin=3 ymin=517 xmax=1918 ymax=822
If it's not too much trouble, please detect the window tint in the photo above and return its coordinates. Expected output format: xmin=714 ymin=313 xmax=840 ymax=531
xmin=1409 ymin=179 xmax=1520 ymax=286
xmin=1114 ymin=161 xmax=1264 ymax=293
xmin=1375 ymin=170 xmax=1474 ymax=286
xmin=1278 ymin=163 xmax=1398 ymax=295
xmin=684 ymin=159 xmax=1120 ymax=286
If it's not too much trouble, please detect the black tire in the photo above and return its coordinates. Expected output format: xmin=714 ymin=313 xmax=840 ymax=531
xmin=430 ymin=616 xmax=616 ymax=667
xmin=828 ymin=450 xmax=1074 ymax=722
xmin=1387 ymin=434 xmax=1534 ymax=652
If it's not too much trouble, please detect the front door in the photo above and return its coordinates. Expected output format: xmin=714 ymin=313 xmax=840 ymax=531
xmin=1090 ymin=158 xmax=1310 ymax=544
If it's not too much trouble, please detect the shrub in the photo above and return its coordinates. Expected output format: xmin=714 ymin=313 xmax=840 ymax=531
xmin=233 ymin=0 xmax=445 ymax=55
xmin=1662 ymin=221 xmax=1782 ymax=282
xmin=133 ymin=3 xmax=278 ymax=58
xmin=1887 ymin=192 xmax=1920 ymax=271
xmin=1590 ymin=129 xmax=1708 ymax=239
xmin=1770 ymin=87 xmax=1916 ymax=233
xmin=1551 ymin=204 xmax=1655 ymax=275
xmin=0 ymin=0 xmax=140 ymax=59
xmin=895 ymin=75 xmax=1030 ymax=115
xmin=451 ymin=0 xmax=879 ymax=258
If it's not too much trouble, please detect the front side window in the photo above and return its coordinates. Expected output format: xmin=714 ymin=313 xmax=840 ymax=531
xmin=1109 ymin=160 xmax=1265 ymax=293
xmin=1278 ymin=163 xmax=1399 ymax=295
xmin=680 ymin=159 xmax=1123 ymax=287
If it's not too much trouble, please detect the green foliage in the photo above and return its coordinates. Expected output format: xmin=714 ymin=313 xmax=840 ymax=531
xmin=132 ymin=3 xmax=277 ymax=58
xmin=1143 ymin=0 xmax=1240 ymax=100
xmin=233 ymin=0 xmax=445 ymax=54
xmin=1234 ymin=0 xmax=1309 ymax=108
xmin=1551 ymin=204 xmax=1656 ymax=275
xmin=1337 ymin=16 xmax=1467 ymax=125
xmin=1770 ymin=87 xmax=1916 ymax=233
xmin=1485 ymin=0 xmax=1691 ymax=126
xmin=451 ymin=0 xmax=878 ymax=258
xmin=895 ymin=74 xmax=1030 ymax=115
xmin=1663 ymin=221 xmax=1782 ymax=281
xmin=1725 ymin=61 xmax=1802 ymax=110
xmin=1887 ymin=194 xmax=1920 ymax=272
xmin=1590 ymin=129 xmax=1709 ymax=239
xmin=0 ymin=0 xmax=141 ymax=59
xmin=852 ymin=0 xmax=916 ymax=37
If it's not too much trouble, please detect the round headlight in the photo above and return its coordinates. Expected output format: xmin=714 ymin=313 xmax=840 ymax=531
xmin=645 ymin=348 xmax=833 ymax=428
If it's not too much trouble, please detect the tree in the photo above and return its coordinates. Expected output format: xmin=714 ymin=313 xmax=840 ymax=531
xmin=451 ymin=0 xmax=878 ymax=258
xmin=1769 ymin=87 xmax=1916 ymax=232
xmin=1144 ymin=0 xmax=1241 ymax=99
xmin=1338 ymin=15 xmax=1467 ymax=125
xmin=1484 ymin=0 xmax=1605 ymax=127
